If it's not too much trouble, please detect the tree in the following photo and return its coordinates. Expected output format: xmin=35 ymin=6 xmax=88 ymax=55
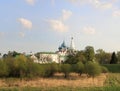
xmin=61 ymin=64 xmax=71 ymax=78
xmin=110 ymin=52 xmax=118 ymax=64
xmin=75 ymin=51 xmax=86 ymax=63
xmin=95 ymin=49 xmax=111 ymax=64
xmin=64 ymin=51 xmax=86 ymax=64
xmin=84 ymin=46 xmax=95 ymax=62
xmin=0 ymin=60 xmax=9 ymax=77
xmin=75 ymin=61 xmax=85 ymax=76
xmin=85 ymin=61 xmax=101 ymax=77
xmin=42 ymin=63 xmax=58 ymax=77
xmin=117 ymin=51 xmax=120 ymax=64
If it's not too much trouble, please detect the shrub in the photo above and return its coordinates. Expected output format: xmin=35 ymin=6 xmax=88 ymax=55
xmin=74 ymin=61 xmax=85 ymax=76
xmin=0 ymin=60 xmax=8 ymax=77
xmin=85 ymin=61 xmax=101 ymax=77
xmin=101 ymin=66 xmax=108 ymax=73
xmin=61 ymin=64 xmax=71 ymax=78
xmin=41 ymin=63 xmax=58 ymax=77
xmin=26 ymin=61 xmax=40 ymax=78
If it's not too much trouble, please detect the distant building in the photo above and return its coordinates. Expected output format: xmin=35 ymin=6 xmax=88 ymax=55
xmin=31 ymin=37 xmax=76 ymax=63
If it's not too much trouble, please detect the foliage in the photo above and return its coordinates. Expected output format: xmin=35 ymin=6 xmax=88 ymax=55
xmin=117 ymin=51 xmax=120 ymax=63
xmin=64 ymin=55 xmax=79 ymax=64
xmin=65 ymin=51 xmax=86 ymax=64
xmin=110 ymin=52 xmax=118 ymax=64
xmin=0 ymin=60 xmax=9 ymax=77
xmin=0 ymin=49 xmax=108 ymax=79
xmin=101 ymin=66 xmax=108 ymax=73
xmin=41 ymin=63 xmax=58 ymax=77
xmin=61 ymin=64 xmax=71 ymax=78
xmin=85 ymin=61 xmax=101 ymax=77
xmin=95 ymin=49 xmax=111 ymax=64
xmin=74 ymin=61 xmax=85 ymax=75
xmin=84 ymin=46 xmax=95 ymax=62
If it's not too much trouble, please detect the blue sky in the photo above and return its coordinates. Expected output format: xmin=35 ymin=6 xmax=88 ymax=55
xmin=0 ymin=0 xmax=120 ymax=54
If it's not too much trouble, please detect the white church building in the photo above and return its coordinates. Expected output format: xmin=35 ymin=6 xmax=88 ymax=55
xmin=31 ymin=37 xmax=76 ymax=63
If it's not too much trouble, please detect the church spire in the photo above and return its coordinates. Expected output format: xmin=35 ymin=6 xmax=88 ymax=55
xmin=70 ymin=37 xmax=75 ymax=50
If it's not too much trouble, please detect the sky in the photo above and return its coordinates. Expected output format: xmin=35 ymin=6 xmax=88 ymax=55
xmin=0 ymin=0 xmax=120 ymax=54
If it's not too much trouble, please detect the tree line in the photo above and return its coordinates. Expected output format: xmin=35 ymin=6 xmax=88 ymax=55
xmin=0 ymin=55 xmax=107 ymax=78
xmin=65 ymin=46 xmax=120 ymax=64
xmin=0 ymin=46 xmax=119 ymax=78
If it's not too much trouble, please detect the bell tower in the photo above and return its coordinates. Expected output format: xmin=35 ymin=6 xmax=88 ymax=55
xmin=70 ymin=37 xmax=75 ymax=50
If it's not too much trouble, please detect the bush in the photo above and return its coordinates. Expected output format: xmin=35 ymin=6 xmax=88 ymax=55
xmin=42 ymin=63 xmax=58 ymax=77
xmin=74 ymin=61 xmax=85 ymax=76
xmin=61 ymin=64 xmax=71 ymax=78
xmin=85 ymin=61 xmax=101 ymax=77
xmin=0 ymin=60 xmax=8 ymax=77
xmin=26 ymin=61 xmax=40 ymax=78
xmin=101 ymin=66 xmax=108 ymax=73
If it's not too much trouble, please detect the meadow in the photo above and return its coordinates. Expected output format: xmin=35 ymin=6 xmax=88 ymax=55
xmin=0 ymin=73 xmax=120 ymax=91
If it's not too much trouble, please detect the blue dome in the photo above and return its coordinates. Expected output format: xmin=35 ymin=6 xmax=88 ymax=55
xmin=58 ymin=41 xmax=68 ymax=50
xmin=61 ymin=41 xmax=66 ymax=47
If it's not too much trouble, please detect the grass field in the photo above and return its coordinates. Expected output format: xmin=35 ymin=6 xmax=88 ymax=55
xmin=0 ymin=73 xmax=106 ymax=87
xmin=0 ymin=73 xmax=120 ymax=91
xmin=102 ymin=64 xmax=120 ymax=73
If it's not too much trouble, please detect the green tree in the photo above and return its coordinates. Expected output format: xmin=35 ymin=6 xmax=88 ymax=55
xmin=110 ymin=52 xmax=118 ymax=64
xmin=95 ymin=49 xmax=111 ymax=64
xmin=65 ymin=51 xmax=86 ymax=64
xmin=0 ymin=60 xmax=8 ymax=77
xmin=84 ymin=46 xmax=95 ymax=62
xmin=74 ymin=61 xmax=85 ymax=76
xmin=75 ymin=51 xmax=86 ymax=63
xmin=117 ymin=51 xmax=120 ymax=63
xmin=42 ymin=63 xmax=58 ymax=77
xmin=85 ymin=61 xmax=101 ymax=77
xmin=61 ymin=64 xmax=71 ymax=78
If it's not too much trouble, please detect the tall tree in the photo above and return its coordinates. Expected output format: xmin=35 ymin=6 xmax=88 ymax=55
xmin=110 ymin=52 xmax=118 ymax=64
xmin=95 ymin=49 xmax=111 ymax=64
xmin=117 ymin=51 xmax=120 ymax=64
xmin=84 ymin=46 xmax=95 ymax=61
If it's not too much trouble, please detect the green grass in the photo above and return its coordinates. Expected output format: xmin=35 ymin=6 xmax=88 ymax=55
xmin=0 ymin=86 xmax=120 ymax=91
xmin=102 ymin=64 xmax=120 ymax=73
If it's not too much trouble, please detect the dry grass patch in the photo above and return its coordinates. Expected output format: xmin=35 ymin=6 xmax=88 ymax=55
xmin=0 ymin=73 xmax=107 ymax=88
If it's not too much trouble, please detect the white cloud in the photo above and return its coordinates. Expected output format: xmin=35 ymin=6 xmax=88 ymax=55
xmin=25 ymin=0 xmax=36 ymax=5
xmin=46 ymin=9 xmax=71 ymax=32
xmin=47 ymin=19 xmax=68 ymax=32
xmin=83 ymin=26 xmax=96 ymax=35
xmin=19 ymin=32 xmax=25 ymax=37
xmin=113 ymin=10 xmax=120 ymax=17
xmin=18 ymin=18 xmax=32 ymax=30
xmin=62 ymin=9 xmax=72 ymax=21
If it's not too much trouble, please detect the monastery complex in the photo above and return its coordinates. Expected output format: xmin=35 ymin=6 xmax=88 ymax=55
xmin=31 ymin=37 xmax=76 ymax=63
